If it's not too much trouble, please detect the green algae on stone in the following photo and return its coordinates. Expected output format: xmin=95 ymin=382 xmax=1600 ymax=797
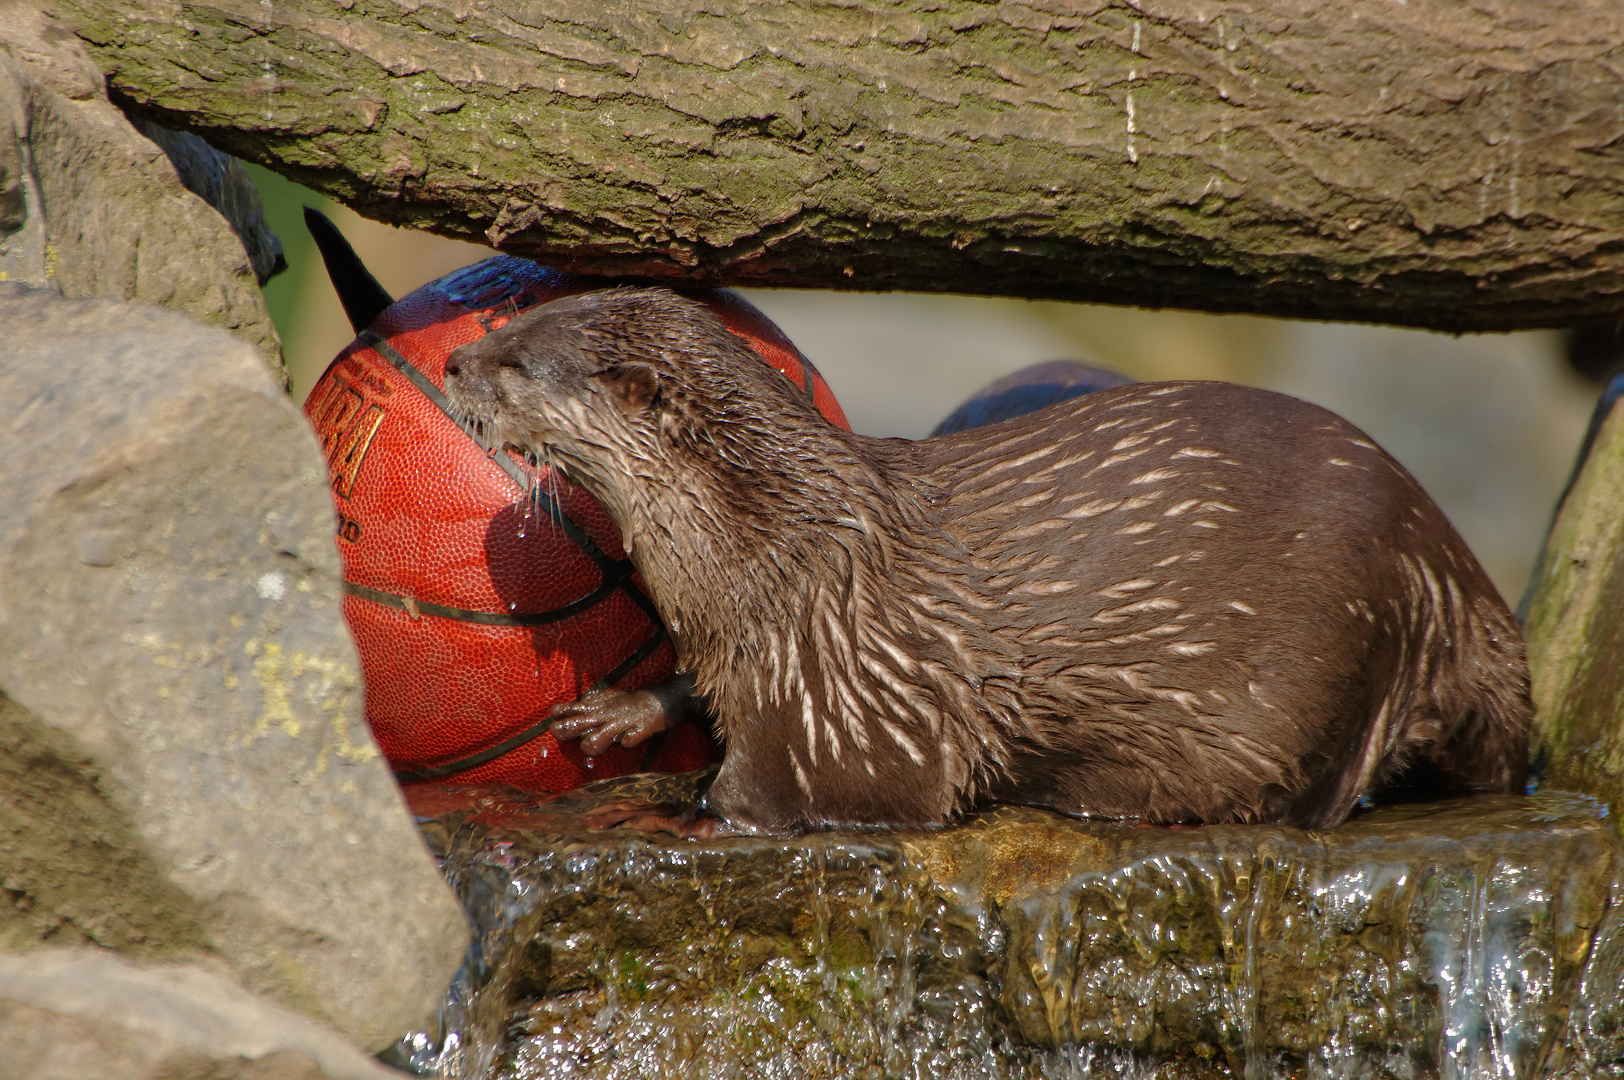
xmin=399 ymin=776 xmax=1624 ymax=1079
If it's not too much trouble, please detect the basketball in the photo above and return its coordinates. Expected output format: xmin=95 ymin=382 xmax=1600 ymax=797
xmin=303 ymin=257 xmax=849 ymax=791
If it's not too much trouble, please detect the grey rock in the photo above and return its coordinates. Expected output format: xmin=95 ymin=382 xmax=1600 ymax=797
xmin=399 ymin=775 xmax=1623 ymax=1079
xmin=129 ymin=117 xmax=288 ymax=288
xmin=0 ymin=285 xmax=468 ymax=1050
xmin=0 ymin=948 xmax=406 ymax=1080
xmin=0 ymin=0 xmax=284 ymax=382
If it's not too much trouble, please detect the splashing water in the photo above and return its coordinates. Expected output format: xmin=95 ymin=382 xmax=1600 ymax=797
xmin=391 ymin=778 xmax=1624 ymax=1080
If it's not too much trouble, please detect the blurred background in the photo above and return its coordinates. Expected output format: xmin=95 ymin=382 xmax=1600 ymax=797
xmin=250 ymin=165 xmax=1597 ymax=609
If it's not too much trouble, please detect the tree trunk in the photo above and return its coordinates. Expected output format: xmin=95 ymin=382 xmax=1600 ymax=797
xmin=50 ymin=0 xmax=1624 ymax=331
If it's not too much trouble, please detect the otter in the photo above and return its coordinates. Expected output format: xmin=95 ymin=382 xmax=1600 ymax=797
xmin=443 ymin=288 xmax=1531 ymax=834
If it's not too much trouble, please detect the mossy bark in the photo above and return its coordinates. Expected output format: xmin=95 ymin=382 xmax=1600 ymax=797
xmin=48 ymin=0 xmax=1624 ymax=331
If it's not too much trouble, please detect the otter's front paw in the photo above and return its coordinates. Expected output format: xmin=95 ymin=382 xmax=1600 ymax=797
xmin=579 ymin=797 xmax=733 ymax=839
xmin=549 ymin=688 xmax=672 ymax=756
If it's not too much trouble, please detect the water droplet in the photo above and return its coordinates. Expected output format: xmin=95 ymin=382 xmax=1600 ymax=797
xmin=585 ymin=756 xmax=595 ymax=769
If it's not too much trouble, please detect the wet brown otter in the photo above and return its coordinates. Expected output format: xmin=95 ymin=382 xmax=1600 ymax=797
xmin=444 ymin=288 xmax=1531 ymax=834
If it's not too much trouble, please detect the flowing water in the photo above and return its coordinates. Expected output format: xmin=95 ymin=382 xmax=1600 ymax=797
xmin=387 ymin=776 xmax=1624 ymax=1080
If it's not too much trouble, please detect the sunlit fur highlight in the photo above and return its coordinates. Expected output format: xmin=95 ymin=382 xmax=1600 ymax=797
xmin=445 ymin=288 xmax=1531 ymax=832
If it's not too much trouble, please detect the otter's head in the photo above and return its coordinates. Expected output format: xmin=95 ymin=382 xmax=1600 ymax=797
xmin=444 ymin=287 xmax=837 ymax=532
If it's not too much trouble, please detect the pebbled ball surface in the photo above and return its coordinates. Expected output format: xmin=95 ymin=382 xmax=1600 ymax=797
xmin=304 ymin=258 xmax=849 ymax=791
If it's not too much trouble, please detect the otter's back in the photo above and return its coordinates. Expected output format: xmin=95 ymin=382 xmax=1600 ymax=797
xmin=909 ymin=380 xmax=1528 ymax=825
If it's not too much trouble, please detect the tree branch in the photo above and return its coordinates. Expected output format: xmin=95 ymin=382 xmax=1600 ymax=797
xmin=50 ymin=0 xmax=1624 ymax=330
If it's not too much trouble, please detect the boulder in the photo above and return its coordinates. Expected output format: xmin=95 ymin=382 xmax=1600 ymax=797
xmin=397 ymin=774 xmax=1623 ymax=1079
xmin=2 ymin=949 xmax=404 ymax=1080
xmin=0 ymin=0 xmax=284 ymax=381
xmin=0 ymin=284 xmax=468 ymax=1049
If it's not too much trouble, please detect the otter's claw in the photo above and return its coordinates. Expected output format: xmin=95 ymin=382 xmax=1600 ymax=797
xmin=550 ymin=672 xmax=699 ymax=756
xmin=549 ymin=688 xmax=671 ymax=756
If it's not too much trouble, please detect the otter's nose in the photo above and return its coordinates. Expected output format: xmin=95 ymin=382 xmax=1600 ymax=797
xmin=445 ymin=338 xmax=510 ymax=385
xmin=444 ymin=343 xmax=477 ymax=381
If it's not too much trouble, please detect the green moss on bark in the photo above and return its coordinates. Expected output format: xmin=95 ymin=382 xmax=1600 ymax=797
xmin=51 ymin=0 xmax=1624 ymax=330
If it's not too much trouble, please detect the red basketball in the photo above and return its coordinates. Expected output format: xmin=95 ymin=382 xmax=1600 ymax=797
xmin=303 ymin=257 xmax=849 ymax=791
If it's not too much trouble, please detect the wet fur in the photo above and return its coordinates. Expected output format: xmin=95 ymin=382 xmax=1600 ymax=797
xmin=445 ymin=289 xmax=1531 ymax=831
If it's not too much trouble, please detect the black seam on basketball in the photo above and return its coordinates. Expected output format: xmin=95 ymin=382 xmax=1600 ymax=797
xmin=590 ymin=626 xmax=669 ymax=692
xmin=343 ymin=576 xmax=632 ymax=627
xmin=639 ymin=731 xmax=669 ymax=772
xmin=359 ymin=329 xmax=664 ymax=624
xmin=355 ymin=327 xmax=677 ymax=784
xmin=392 ymin=626 xmax=671 ymax=784
xmin=392 ymin=720 xmax=552 ymax=783
xmin=616 ymin=578 xmax=661 ymax=624
xmin=359 ymin=329 xmax=623 ymax=572
xmin=800 ymin=358 xmax=815 ymax=402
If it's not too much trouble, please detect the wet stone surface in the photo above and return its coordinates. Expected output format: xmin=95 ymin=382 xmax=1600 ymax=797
xmin=393 ymin=775 xmax=1624 ymax=1080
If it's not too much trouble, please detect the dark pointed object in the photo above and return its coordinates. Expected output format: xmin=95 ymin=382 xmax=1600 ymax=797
xmin=304 ymin=206 xmax=393 ymax=333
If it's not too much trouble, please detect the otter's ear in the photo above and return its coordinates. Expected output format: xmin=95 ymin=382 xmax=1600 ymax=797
xmin=594 ymin=363 xmax=661 ymax=412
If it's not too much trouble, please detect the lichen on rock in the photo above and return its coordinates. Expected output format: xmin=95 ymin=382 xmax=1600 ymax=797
xmin=0 ymin=285 xmax=468 ymax=1052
